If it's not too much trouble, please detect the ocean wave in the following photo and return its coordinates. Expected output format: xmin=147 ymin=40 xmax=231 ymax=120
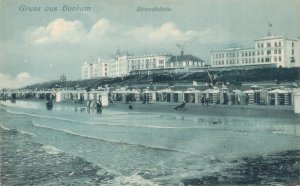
xmin=101 ymin=172 xmax=159 ymax=186
xmin=0 ymin=125 xmax=35 ymax=137
xmin=0 ymin=100 xmax=40 ymax=109
xmin=9 ymin=109 xmax=207 ymax=130
xmin=32 ymin=123 xmax=194 ymax=155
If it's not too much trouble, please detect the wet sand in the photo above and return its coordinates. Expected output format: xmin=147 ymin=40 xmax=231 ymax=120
xmin=107 ymin=101 xmax=297 ymax=119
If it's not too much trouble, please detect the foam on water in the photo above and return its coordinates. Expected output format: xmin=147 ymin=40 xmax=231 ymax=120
xmin=19 ymin=130 xmax=36 ymax=137
xmin=101 ymin=172 xmax=159 ymax=186
xmin=41 ymin=145 xmax=63 ymax=155
xmin=0 ymin=124 xmax=10 ymax=130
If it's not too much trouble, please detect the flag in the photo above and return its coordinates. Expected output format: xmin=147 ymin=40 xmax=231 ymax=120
xmin=176 ymin=43 xmax=181 ymax=48
xmin=268 ymin=23 xmax=272 ymax=27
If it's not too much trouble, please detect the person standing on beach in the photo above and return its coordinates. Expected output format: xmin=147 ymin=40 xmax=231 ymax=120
xmin=201 ymin=95 xmax=205 ymax=105
xmin=205 ymin=97 xmax=209 ymax=106
xmin=96 ymin=101 xmax=102 ymax=114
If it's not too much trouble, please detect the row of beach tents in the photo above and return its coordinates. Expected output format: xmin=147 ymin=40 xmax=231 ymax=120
xmin=111 ymin=86 xmax=294 ymax=106
xmin=0 ymin=86 xmax=296 ymax=106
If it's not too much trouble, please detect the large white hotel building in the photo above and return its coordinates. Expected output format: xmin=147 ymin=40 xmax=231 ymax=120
xmin=82 ymin=52 xmax=205 ymax=79
xmin=211 ymin=35 xmax=300 ymax=69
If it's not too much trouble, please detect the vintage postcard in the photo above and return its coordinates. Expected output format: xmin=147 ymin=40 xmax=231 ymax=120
xmin=0 ymin=0 xmax=300 ymax=185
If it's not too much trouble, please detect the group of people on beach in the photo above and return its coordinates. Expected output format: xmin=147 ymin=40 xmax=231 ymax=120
xmin=74 ymin=100 xmax=102 ymax=114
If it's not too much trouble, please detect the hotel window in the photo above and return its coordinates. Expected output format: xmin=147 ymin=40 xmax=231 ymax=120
xmin=274 ymin=57 xmax=277 ymax=62
xmin=261 ymin=58 xmax=264 ymax=62
xmin=261 ymin=43 xmax=264 ymax=48
xmin=242 ymin=59 xmax=244 ymax=64
xmin=266 ymin=58 xmax=270 ymax=62
xmin=252 ymin=58 xmax=255 ymax=63
xmin=275 ymin=42 xmax=277 ymax=47
xmin=222 ymin=60 xmax=224 ymax=64
xmin=267 ymin=43 xmax=271 ymax=47
xmin=237 ymin=59 xmax=239 ymax=64
xmin=278 ymin=49 xmax=281 ymax=54
xmin=249 ymin=52 xmax=251 ymax=56
xmin=291 ymin=57 xmax=295 ymax=63
xmin=242 ymin=52 xmax=244 ymax=57
xmin=279 ymin=56 xmax=281 ymax=61
xmin=267 ymin=50 xmax=271 ymax=55
xmin=252 ymin=51 xmax=255 ymax=56
xmin=245 ymin=52 xmax=248 ymax=57
xmin=257 ymin=43 xmax=260 ymax=48
xmin=292 ymin=42 xmax=294 ymax=47
xmin=258 ymin=58 xmax=260 ymax=63
xmin=279 ymin=42 xmax=281 ymax=46
xmin=292 ymin=49 xmax=294 ymax=55
xmin=261 ymin=50 xmax=264 ymax=55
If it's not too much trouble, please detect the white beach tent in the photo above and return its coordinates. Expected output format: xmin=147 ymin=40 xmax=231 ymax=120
xmin=171 ymin=90 xmax=184 ymax=103
xmin=156 ymin=88 xmax=172 ymax=102
xmin=204 ymin=88 xmax=220 ymax=104
xmin=242 ymin=89 xmax=255 ymax=104
xmin=268 ymin=88 xmax=291 ymax=105
xmin=143 ymin=90 xmax=156 ymax=103
xmin=184 ymin=88 xmax=201 ymax=103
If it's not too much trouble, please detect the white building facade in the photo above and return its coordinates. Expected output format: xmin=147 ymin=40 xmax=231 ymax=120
xmin=82 ymin=62 xmax=92 ymax=79
xmin=211 ymin=35 xmax=300 ymax=68
xmin=127 ymin=54 xmax=172 ymax=72
xmin=82 ymin=53 xmax=177 ymax=79
xmin=82 ymin=57 xmax=116 ymax=79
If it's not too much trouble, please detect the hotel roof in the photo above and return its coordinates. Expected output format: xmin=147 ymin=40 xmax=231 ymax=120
xmin=167 ymin=55 xmax=204 ymax=63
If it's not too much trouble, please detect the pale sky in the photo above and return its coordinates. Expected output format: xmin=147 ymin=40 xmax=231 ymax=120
xmin=0 ymin=0 xmax=300 ymax=89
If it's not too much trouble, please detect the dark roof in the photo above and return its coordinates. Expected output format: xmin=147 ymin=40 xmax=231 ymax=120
xmin=167 ymin=55 xmax=204 ymax=63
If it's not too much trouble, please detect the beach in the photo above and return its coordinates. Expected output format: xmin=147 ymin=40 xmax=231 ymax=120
xmin=0 ymin=100 xmax=299 ymax=185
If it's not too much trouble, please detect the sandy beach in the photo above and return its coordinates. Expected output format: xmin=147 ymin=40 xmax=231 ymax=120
xmin=106 ymin=101 xmax=297 ymax=119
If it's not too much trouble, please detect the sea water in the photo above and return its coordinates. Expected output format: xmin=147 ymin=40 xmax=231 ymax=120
xmin=0 ymin=100 xmax=299 ymax=185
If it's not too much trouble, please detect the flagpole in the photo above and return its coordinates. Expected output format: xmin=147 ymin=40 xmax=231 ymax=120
xmin=267 ymin=22 xmax=272 ymax=36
